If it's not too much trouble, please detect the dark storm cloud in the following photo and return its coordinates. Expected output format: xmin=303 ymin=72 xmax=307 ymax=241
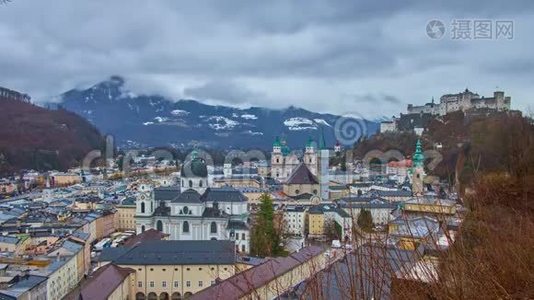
xmin=0 ymin=0 xmax=533 ymax=116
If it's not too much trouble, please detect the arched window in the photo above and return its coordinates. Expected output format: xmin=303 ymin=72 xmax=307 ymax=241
xmin=141 ymin=202 xmax=145 ymax=213
xmin=199 ymin=180 xmax=203 ymax=187
xmin=159 ymin=292 xmax=169 ymax=300
xmin=171 ymin=293 xmax=181 ymax=300
xmin=148 ymin=293 xmax=157 ymax=300
xmin=183 ymin=292 xmax=193 ymax=299
xmin=157 ymin=220 xmax=163 ymax=232
xmin=141 ymin=225 xmax=145 ymax=232
xmin=136 ymin=292 xmax=146 ymax=300
xmin=183 ymin=206 xmax=189 ymax=214
xmin=276 ymin=158 xmax=279 ymax=163
xmin=189 ymin=180 xmax=193 ymax=188
xmin=210 ymin=222 xmax=217 ymax=234
xmin=183 ymin=221 xmax=189 ymax=233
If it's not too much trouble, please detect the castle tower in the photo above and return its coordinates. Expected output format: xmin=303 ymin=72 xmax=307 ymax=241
xmin=303 ymin=136 xmax=317 ymax=175
xmin=411 ymin=139 xmax=426 ymax=196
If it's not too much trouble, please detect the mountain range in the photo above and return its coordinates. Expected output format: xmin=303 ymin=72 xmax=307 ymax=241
xmin=49 ymin=76 xmax=378 ymax=150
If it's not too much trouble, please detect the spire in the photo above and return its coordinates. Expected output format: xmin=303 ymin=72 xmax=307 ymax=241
xmin=319 ymin=128 xmax=326 ymax=150
xmin=413 ymin=139 xmax=424 ymax=168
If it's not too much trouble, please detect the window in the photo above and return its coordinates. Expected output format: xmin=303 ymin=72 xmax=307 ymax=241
xmin=242 ymin=244 xmax=246 ymax=252
xmin=198 ymin=281 xmax=203 ymax=287
xmin=198 ymin=267 xmax=202 ymax=271
xmin=162 ymin=281 xmax=167 ymax=288
xmin=141 ymin=202 xmax=145 ymax=213
xmin=186 ymin=281 xmax=191 ymax=287
xmin=149 ymin=281 xmax=154 ymax=288
xmin=183 ymin=206 xmax=189 ymax=214
xmin=174 ymin=281 xmax=179 ymax=288
xmin=138 ymin=281 xmax=142 ymax=288
xmin=210 ymin=222 xmax=217 ymax=234
xmin=189 ymin=180 xmax=193 ymax=188
xmin=183 ymin=221 xmax=189 ymax=233
xmin=199 ymin=180 xmax=203 ymax=187
xmin=241 ymin=233 xmax=246 ymax=240
xmin=157 ymin=220 xmax=163 ymax=232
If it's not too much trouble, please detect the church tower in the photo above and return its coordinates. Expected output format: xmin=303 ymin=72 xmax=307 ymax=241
xmin=317 ymin=130 xmax=330 ymax=201
xmin=180 ymin=150 xmax=208 ymax=194
xmin=411 ymin=139 xmax=426 ymax=196
xmin=304 ymin=136 xmax=318 ymax=176
xmin=271 ymin=137 xmax=284 ymax=180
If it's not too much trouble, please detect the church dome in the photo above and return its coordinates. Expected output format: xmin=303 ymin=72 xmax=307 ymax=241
xmin=181 ymin=151 xmax=208 ymax=178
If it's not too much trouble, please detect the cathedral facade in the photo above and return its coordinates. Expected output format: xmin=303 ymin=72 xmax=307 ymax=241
xmin=271 ymin=136 xmax=318 ymax=182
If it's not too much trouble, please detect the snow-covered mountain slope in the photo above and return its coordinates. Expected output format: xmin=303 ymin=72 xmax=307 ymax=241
xmin=47 ymin=76 xmax=378 ymax=149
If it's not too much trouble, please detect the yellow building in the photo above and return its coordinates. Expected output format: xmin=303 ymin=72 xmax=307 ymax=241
xmin=100 ymin=240 xmax=236 ymax=299
xmin=116 ymin=197 xmax=137 ymax=231
xmin=307 ymin=209 xmax=325 ymax=238
xmin=0 ymin=234 xmax=30 ymax=256
xmin=50 ymin=172 xmax=81 ymax=187
xmin=403 ymin=197 xmax=456 ymax=216
xmin=191 ymin=246 xmax=327 ymax=300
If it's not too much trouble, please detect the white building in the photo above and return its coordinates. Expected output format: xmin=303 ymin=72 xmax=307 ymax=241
xmin=283 ymin=206 xmax=306 ymax=236
xmin=135 ymin=153 xmax=250 ymax=253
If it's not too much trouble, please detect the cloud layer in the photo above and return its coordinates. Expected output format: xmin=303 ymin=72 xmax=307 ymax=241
xmin=1 ymin=0 xmax=533 ymax=117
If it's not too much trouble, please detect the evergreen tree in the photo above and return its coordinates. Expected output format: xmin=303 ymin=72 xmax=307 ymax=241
xmin=250 ymin=193 xmax=285 ymax=257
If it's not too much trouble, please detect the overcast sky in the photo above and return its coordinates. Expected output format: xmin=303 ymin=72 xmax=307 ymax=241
xmin=0 ymin=0 xmax=532 ymax=117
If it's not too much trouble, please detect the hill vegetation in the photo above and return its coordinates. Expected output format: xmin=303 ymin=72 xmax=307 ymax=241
xmin=0 ymin=96 xmax=104 ymax=175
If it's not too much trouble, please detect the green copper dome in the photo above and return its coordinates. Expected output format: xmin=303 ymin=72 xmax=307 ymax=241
xmin=181 ymin=150 xmax=208 ymax=177
xmin=273 ymin=136 xmax=281 ymax=147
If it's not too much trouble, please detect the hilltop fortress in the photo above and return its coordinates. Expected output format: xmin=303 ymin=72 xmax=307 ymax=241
xmin=381 ymin=89 xmax=512 ymax=133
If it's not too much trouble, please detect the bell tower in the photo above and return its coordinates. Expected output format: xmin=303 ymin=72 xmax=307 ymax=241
xmin=411 ymin=139 xmax=426 ymax=196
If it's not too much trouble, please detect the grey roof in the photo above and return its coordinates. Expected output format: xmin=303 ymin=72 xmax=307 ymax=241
xmin=201 ymin=207 xmax=227 ymax=218
xmin=120 ymin=197 xmax=136 ymax=206
xmin=227 ymin=220 xmax=249 ymax=230
xmin=286 ymin=163 xmax=319 ymax=185
xmin=110 ymin=240 xmax=236 ymax=265
xmin=99 ymin=247 xmax=130 ymax=262
xmin=201 ymin=187 xmax=247 ymax=203
xmin=0 ymin=235 xmax=19 ymax=245
xmin=368 ymin=189 xmax=412 ymax=197
xmin=71 ymin=231 xmax=90 ymax=241
xmin=172 ymin=189 xmax=202 ymax=203
xmin=0 ymin=275 xmax=47 ymax=299
xmin=154 ymin=187 xmax=181 ymax=201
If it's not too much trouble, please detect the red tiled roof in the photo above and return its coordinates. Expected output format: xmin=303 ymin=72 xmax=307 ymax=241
xmin=190 ymin=246 xmax=325 ymax=300
xmin=63 ymin=263 xmax=134 ymax=300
